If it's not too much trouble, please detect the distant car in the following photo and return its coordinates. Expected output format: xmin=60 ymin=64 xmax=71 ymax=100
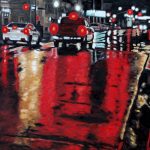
xmin=49 ymin=12 xmax=94 ymax=48
xmin=90 ymin=23 xmax=101 ymax=31
xmin=100 ymin=24 xmax=109 ymax=30
xmin=90 ymin=23 xmax=109 ymax=31
xmin=109 ymin=25 xmax=121 ymax=30
xmin=2 ymin=22 xmax=41 ymax=46
xmin=114 ymin=26 xmax=121 ymax=30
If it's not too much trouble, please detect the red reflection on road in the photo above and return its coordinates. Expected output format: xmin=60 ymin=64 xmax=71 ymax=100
xmin=38 ymin=49 xmax=92 ymax=144
xmin=126 ymin=29 xmax=132 ymax=51
xmin=1 ymin=48 xmax=9 ymax=87
xmin=99 ymin=51 xmax=130 ymax=145
xmin=0 ymin=47 xmax=19 ymax=144
xmin=39 ymin=49 xmax=58 ymax=130
xmin=13 ymin=57 xmax=19 ymax=91
xmin=38 ymin=49 xmax=131 ymax=149
xmin=0 ymin=46 xmax=133 ymax=149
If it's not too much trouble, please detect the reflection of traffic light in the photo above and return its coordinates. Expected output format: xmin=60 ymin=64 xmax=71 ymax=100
xmin=22 ymin=3 xmax=30 ymax=11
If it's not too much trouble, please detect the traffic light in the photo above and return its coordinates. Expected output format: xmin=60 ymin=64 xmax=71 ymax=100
xmin=127 ymin=9 xmax=133 ymax=15
xmin=22 ymin=3 xmax=30 ymax=11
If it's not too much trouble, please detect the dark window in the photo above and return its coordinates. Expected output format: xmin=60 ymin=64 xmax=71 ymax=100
xmin=8 ymin=23 xmax=27 ymax=28
xmin=61 ymin=17 xmax=85 ymax=25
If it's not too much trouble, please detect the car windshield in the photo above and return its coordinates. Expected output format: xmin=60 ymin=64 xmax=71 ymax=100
xmin=61 ymin=17 xmax=85 ymax=25
xmin=8 ymin=23 xmax=27 ymax=28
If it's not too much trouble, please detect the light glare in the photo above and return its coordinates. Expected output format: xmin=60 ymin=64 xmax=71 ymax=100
xmin=53 ymin=0 xmax=60 ymax=8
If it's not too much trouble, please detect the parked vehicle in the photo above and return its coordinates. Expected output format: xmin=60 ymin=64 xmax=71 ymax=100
xmin=49 ymin=11 xmax=94 ymax=48
xmin=2 ymin=22 xmax=41 ymax=46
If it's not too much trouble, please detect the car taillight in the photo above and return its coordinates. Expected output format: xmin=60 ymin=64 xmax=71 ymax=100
xmin=68 ymin=11 xmax=79 ymax=20
xmin=49 ymin=23 xmax=59 ymax=35
xmin=2 ymin=26 xmax=9 ymax=33
xmin=21 ymin=28 xmax=30 ymax=35
xmin=77 ymin=25 xmax=87 ymax=37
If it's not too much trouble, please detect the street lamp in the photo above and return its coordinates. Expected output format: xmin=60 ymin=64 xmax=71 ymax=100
xmin=131 ymin=6 xmax=136 ymax=10
xmin=106 ymin=12 xmax=111 ymax=17
xmin=135 ymin=7 xmax=139 ymax=12
xmin=53 ymin=0 xmax=60 ymax=8
xmin=112 ymin=14 xmax=117 ymax=18
xmin=53 ymin=0 xmax=60 ymax=19
xmin=75 ymin=4 xmax=81 ymax=12
xmin=118 ymin=7 xmax=122 ymax=11
xmin=124 ymin=13 xmax=128 ymax=17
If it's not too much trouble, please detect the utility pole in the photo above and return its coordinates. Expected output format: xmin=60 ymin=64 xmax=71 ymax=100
xmin=30 ymin=0 xmax=32 ymax=22
xmin=93 ymin=0 xmax=95 ymax=23
xmin=34 ymin=0 xmax=37 ymax=25
xmin=0 ymin=0 xmax=2 ymax=39
xmin=101 ymin=0 xmax=103 ymax=10
xmin=93 ymin=0 xmax=95 ymax=10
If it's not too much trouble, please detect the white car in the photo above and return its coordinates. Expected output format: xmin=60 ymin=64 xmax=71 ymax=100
xmin=2 ymin=22 xmax=41 ymax=45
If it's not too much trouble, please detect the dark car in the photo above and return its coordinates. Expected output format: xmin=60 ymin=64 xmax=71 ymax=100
xmin=49 ymin=12 xmax=94 ymax=48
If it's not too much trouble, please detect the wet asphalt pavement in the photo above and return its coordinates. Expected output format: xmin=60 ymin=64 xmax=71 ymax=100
xmin=0 ymin=44 xmax=148 ymax=150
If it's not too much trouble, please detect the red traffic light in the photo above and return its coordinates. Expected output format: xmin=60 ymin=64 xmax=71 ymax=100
xmin=127 ymin=9 xmax=133 ymax=15
xmin=137 ymin=12 xmax=142 ymax=16
xmin=22 ymin=3 xmax=30 ymax=11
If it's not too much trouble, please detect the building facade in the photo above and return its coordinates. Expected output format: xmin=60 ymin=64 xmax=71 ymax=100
xmin=10 ymin=0 xmax=30 ymax=23
xmin=44 ymin=0 xmax=73 ymax=32
xmin=0 ymin=0 xmax=11 ymax=25
xmin=35 ymin=0 xmax=45 ymax=26
xmin=102 ymin=0 xmax=112 ymax=11
xmin=1 ymin=0 xmax=107 ymax=31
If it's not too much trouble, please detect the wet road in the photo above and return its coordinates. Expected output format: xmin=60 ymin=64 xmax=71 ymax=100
xmin=0 ymin=44 xmax=148 ymax=150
